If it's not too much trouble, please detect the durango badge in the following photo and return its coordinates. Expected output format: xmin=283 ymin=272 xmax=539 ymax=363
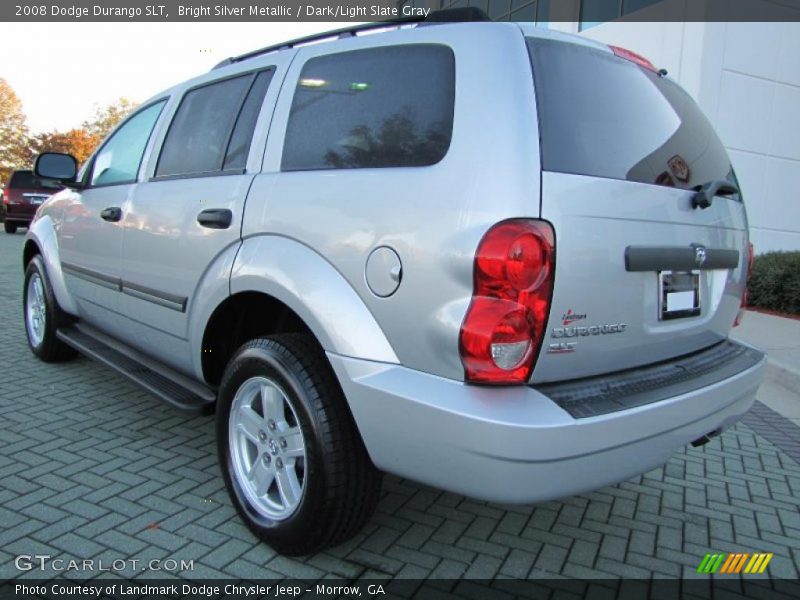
xmin=551 ymin=323 xmax=628 ymax=338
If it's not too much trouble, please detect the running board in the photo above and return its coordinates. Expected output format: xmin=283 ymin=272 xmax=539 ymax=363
xmin=57 ymin=324 xmax=216 ymax=414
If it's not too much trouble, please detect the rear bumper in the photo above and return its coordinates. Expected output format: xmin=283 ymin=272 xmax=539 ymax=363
xmin=4 ymin=206 xmax=35 ymax=224
xmin=329 ymin=340 xmax=766 ymax=503
xmin=4 ymin=215 xmax=32 ymax=224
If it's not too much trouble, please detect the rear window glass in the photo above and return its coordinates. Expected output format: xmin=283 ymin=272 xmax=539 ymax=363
xmin=9 ymin=171 xmax=59 ymax=190
xmin=527 ymin=38 xmax=732 ymax=190
xmin=282 ymin=44 xmax=455 ymax=171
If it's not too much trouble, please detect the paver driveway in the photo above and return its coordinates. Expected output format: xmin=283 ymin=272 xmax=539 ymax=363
xmin=1 ymin=232 xmax=799 ymax=585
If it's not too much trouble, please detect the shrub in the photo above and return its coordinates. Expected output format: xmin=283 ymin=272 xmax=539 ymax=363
xmin=747 ymin=251 xmax=800 ymax=316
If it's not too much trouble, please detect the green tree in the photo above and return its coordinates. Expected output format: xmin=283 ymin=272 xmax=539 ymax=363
xmin=82 ymin=97 xmax=137 ymax=141
xmin=0 ymin=78 xmax=31 ymax=185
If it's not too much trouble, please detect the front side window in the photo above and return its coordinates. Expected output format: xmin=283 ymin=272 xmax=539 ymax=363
xmin=282 ymin=44 xmax=455 ymax=171
xmin=90 ymin=101 xmax=165 ymax=187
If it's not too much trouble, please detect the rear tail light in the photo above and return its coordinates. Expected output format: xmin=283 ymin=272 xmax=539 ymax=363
xmin=609 ymin=45 xmax=658 ymax=73
xmin=459 ymin=220 xmax=555 ymax=384
xmin=2 ymin=188 xmax=8 ymax=206
xmin=734 ymin=242 xmax=755 ymax=327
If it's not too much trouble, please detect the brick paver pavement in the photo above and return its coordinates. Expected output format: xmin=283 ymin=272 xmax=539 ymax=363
xmin=1 ymin=232 xmax=799 ymax=583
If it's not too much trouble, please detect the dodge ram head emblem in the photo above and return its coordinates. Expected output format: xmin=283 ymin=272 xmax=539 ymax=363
xmin=668 ymin=154 xmax=690 ymax=183
xmin=695 ymin=246 xmax=707 ymax=267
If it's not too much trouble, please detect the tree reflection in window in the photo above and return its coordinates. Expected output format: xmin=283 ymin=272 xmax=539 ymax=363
xmin=324 ymin=108 xmax=451 ymax=169
xmin=282 ymin=45 xmax=455 ymax=171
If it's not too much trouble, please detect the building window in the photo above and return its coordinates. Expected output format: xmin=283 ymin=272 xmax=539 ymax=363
xmin=580 ymin=0 xmax=663 ymax=31
xmin=399 ymin=0 xmax=551 ymax=25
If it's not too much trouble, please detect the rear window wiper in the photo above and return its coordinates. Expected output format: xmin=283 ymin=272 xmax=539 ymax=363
xmin=692 ymin=179 xmax=739 ymax=210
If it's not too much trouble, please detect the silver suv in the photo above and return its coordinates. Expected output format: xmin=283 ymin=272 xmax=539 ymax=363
xmin=25 ymin=19 xmax=765 ymax=555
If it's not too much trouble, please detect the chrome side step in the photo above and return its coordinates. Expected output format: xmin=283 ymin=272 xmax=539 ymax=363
xmin=57 ymin=323 xmax=216 ymax=414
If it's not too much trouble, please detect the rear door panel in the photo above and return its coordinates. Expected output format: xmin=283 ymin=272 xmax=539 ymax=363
xmin=116 ymin=59 xmax=287 ymax=376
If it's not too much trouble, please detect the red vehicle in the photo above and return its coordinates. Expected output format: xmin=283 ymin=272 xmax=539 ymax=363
xmin=3 ymin=170 xmax=59 ymax=233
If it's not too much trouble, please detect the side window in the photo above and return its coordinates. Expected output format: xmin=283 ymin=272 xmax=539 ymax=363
xmin=156 ymin=70 xmax=272 ymax=178
xmin=282 ymin=44 xmax=455 ymax=171
xmin=224 ymin=70 xmax=274 ymax=170
xmin=90 ymin=101 xmax=165 ymax=187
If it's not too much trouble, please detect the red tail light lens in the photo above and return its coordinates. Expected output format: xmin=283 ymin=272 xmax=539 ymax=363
xmin=459 ymin=220 xmax=555 ymax=384
xmin=2 ymin=189 xmax=8 ymax=206
xmin=734 ymin=242 xmax=755 ymax=328
xmin=609 ymin=45 xmax=658 ymax=73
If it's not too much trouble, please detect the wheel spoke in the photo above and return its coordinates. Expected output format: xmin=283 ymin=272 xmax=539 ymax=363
xmin=282 ymin=427 xmax=305 ymax=459
xmin=260 ymin=384 xmax=283 ymax=423
xmin=33 ymin=278 xmax=45 ymax=307
xmin=250 ymin=461 xmax=274 ymax=497
xmin=237 ymin=406 xmax=264 ymax=443
xmin=275 ymin=467 xmax=301 ymax=508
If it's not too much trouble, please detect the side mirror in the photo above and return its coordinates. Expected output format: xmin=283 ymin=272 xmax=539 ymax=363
xmin=34 ymin=153 xmax=79 ymax=185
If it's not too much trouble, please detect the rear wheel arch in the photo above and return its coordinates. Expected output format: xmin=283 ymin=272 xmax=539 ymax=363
xmin=227 ymin=235 xmax=399 ymax=366
xmin=202 ymin=293 xmax=379 ymax=476
xmin=201 ymin=292 xmax=315 ymax=388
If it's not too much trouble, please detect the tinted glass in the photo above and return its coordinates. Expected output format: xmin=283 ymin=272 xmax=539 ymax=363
xmin=9 ymin=171 xmax=59 ymax=190
xmin=528 ymin=39 xmax=732 ymax=190
xmin=157 ymin=75 xmax=251 ymax=177
xmin=488 ymin=0 xmax=511 ymax=18
xmin=223 ymin=70 xmax=274 ymax=171
xmin=580 ymin=0 xmax=621 ymax=29
xmin=90 ymin=101 xmax=165 ymax=187
xmin=282 ymin=45 xmax=455 ymax=171
xmin=623 ymin=0 xmax=661 ymax=15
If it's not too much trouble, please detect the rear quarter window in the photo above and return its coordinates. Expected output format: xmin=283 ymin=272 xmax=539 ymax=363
xmin=527 ymin=38 xmax=732 ymax=190
xmin=282 ymin=44 xmax=455 ymax=171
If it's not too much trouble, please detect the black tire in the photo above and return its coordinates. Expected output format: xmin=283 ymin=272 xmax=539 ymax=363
xmin=4 ymin=221 xmax=17 ymax=234
xmin=23 ymin=256 xmax=77 ymax=362
xmin=217 ymin=333 xmax=381 ymax=556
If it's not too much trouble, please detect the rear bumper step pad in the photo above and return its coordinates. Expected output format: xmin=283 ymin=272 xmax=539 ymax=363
xmin=535 ymin=340 xmax=764 ymax=418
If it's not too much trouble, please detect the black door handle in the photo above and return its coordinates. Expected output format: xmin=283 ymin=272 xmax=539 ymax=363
xmin=197 ymin=209 xmax=233 ymax=229
xmin=100 ymin=207 xmax=122 ymax=222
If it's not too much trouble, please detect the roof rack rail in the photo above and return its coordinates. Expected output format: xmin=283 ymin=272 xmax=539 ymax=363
xmin=211 ymin=7 xmax=490 ymax=71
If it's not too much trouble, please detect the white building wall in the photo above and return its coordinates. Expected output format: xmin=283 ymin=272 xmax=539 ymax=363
xmin=575 ymin=17 xmax=800 ymax=253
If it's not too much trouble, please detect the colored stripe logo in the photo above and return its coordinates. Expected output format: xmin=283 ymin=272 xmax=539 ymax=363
xmin=697 ymin=552 xmax=773 ymax=574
